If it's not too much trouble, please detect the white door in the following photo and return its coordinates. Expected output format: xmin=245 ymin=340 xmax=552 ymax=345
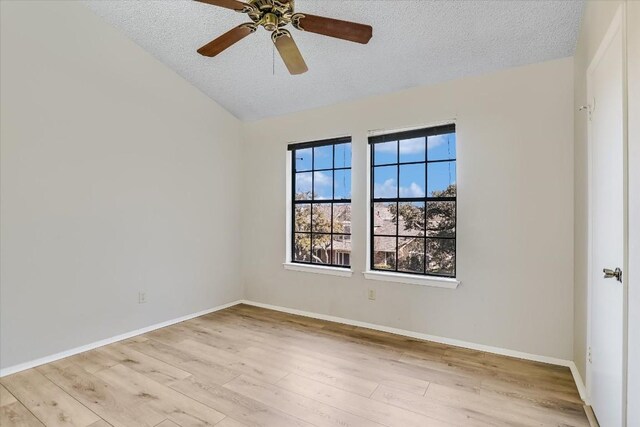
xmin=587 ymin=9 xmax=625 ymax=427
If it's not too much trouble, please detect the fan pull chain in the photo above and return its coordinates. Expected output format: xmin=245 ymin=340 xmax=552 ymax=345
xmin=272 ymin=43 xmax=275 ymax=75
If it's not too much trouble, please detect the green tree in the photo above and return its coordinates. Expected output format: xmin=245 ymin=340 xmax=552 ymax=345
xmin=294 ymin=194 xmax=346 ymax=263
xmin=389 ymin=184 xmax=456 ymax=274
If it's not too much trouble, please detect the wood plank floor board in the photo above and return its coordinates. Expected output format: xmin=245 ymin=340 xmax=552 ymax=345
xmin=241 ymin=342 xmax=432 ymax=393
xmin=276 ymin=373 xmax=454 ymax=427
xmin=126 ymin=338 xmax=240 ymax=387
xmin=93 ymin=364 xmax=225 ymax=427
xmin=169 ymin=376 xmax=311 ymax=427
xmin=214 ymin=417 xmax=248 ymax=427
xmin=2 ymin=305 xmax=588 ymax=427
xmin=371 ymin=384 xmax=512 ymax=427
xmin=1 ymin=384 xmax=18 ymax=406
xmin=94 ymin=343 xmax=193 ymax=385
xmin=206 ymin=310 xmax=410 ymax=361
xmin=37 ymin=361 xmax=165 ymax=427
xmin=1 ymin=384 xmax=45 ymax=427
xmin=1 ymin=369 xmax=101 ymax=426
xmin=425 ymin=382 xmax=589 ymax=427
xmin=1 ymin=401 xmax=45 ymax=427
xmin=238 ymin=346 xmax=382 ymax=397
xmin=224 ymin=375 xmax=386 ymax=427
xmin=153 ymin=421 xmax=181 ymax=427
xmin=177 ymin=339 xmax=289 ymax=385
xmin=210 ymin=309 xmax=410 ymax=361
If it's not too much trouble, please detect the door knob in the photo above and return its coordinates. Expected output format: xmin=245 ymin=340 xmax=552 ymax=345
xmin=603 ymin=267 xmax=622 ymax=283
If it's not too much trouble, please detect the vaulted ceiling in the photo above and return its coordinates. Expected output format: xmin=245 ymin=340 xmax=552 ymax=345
xmin=84 ymin=0 xmax=584 ymax=121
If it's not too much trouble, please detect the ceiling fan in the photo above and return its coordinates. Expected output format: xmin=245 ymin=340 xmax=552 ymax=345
xmin=194 ymin=0 xmax=373 ymax=75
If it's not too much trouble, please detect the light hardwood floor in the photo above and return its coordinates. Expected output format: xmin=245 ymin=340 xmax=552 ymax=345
xmin=1 ymin=304 xmax=589 ymax=427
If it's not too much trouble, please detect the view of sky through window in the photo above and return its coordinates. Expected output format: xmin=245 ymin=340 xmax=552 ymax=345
xmin=373 ymin=133 xmax=456 ymax=199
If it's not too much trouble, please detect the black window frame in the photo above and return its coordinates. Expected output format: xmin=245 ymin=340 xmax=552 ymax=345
xmin=369 ymin=124 xmax=457 ymax=278
xmin=288 ymin=136 xmax=352 ymax=269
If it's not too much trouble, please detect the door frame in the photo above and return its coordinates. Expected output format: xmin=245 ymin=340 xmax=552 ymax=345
xmin=585 ymin=3 xmax=629 ymax=423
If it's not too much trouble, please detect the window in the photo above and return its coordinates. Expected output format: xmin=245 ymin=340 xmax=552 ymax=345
xmin=369 ymin=124 xmax=456 ymax=277
xmin=289 ymin=137 xmax=352 ymax=268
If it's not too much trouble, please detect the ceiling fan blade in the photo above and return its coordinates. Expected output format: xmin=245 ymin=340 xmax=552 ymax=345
xmin=273 ymin=30 xmax=308 ymax=75
xmin=193 ymin=0 xmax=250 ymax=12
xmin=293 ymin=13 xmax=372 ymax=44
xmin=197 ymin=24 xmax=255 ymax=57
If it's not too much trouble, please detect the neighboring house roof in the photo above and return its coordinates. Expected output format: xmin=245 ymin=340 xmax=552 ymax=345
xmin=373 ymin=203 xmax=424 ymax=237
xmin=301 ymin=203 xmax=451 ymax=254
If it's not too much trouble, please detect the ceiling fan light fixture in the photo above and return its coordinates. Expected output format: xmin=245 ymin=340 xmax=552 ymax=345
xmin=262 ymin=13 xmax=278 ymax=32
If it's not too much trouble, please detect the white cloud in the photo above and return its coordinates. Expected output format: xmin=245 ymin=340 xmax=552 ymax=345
xmin=399 ymin=182 xmax=425 ymax=198
xmin=295 ymin=173 xmax=312 ymax=192
xmin=374 ymin=178 xmax=397 ymax=198
xmin=314 ymin=171 xmax=331 ymax=187
xmin=399 ymin=138 xmax=425 ymax=155
xmin=374 ymin=179 xmax=425 ymax=199
xmin=295 ymin=171 xmax=332 ymax=190
xmin=427 ymin=135 xmax=448 ymax=151
xmin=376 ymin=138 xmax=425 ymax=155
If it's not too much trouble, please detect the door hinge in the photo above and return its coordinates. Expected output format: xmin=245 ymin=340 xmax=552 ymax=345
xmin=588 ymin=346 xmax=592 ymax=364
xmin=578 ymin=98 xmax=595 ymax=121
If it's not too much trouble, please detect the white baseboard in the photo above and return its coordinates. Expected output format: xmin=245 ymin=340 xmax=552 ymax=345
xmin=0 ymin=297 xmax=588 ymax=404
xmin=239 ymin=299 xmax=588 ymax=402
xmin=0 ymin=299 xmax=243 ymax=377
xmin=568 ymin=361 xmax=588 ymax=402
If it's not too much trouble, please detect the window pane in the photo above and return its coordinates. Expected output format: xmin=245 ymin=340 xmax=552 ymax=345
xmin=427 ymin=161 xmax=456 ymax=197
xmin=373 ymin=237 xmax=396 ymax=270
xmin=373 ymin=202 xmax=396 ymax=236
xmin=332 ymin=203 xmax=351 ymax=233
xmin=426 ymin=201 xmax=455 ymax=237
xmin=314 ymin=145 xmax=333 ymax=170
xmin=294 ymin=233 xmax=311 ymax=262
xmin=374 ymin=141 xmax=397 ymax=165
xmin=295 ymin=148 xmax=312 ymax=172
xmin=426 ymin=238 xmax=455 ymax=276
xmin=311 ymin=204 xmax=331 ymax=233
xmin=291 ymin=139 xmax=352 ymax=269
xmin=294 ymin=205 xmax=311 ymax=232
xmin=334 ymin=169 xmax=351 ymax=200
xmin=427 ymin=133 xmax=456 ymax=161
xmin=332 ymin=236 xmax=351 ymax=267
xmin=313 ymin=171 xmax=333 ymax=199
xmin=398 ymin=237 xmax=425 ymax=273
xmin=399 ymin=163 xmax=425 ymax=198
xmin=334 ymin=143 xmax=351 ymax=168
xmin=312 ymin=234 xmax=332 ymax=264
xmin=373 ymin=165 xmax=398 ymax=199
xmin=398 ymin=201 xmax=425 ymax=236
xmin=295 ymin=172 xmax=312 ymax=200
xmin=399 ymin=137 xmax=425 ymax=163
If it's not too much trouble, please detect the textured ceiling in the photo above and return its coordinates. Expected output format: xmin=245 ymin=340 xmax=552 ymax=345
xmin=83 ymin=0 xmax=584 ymax=121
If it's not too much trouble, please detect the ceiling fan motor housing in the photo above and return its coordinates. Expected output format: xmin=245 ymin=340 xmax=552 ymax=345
xmin=247 ymin=0 xmax=295 ymax=31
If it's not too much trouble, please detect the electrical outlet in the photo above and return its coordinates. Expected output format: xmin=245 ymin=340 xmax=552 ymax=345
xmin=368 ymin=289 xmax=376 ymax=300
xmin=138 ymin=292 xmax=147 ymax=304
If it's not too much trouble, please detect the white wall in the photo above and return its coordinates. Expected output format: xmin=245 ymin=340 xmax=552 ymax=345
xmin=0 ymin=1 xmax=244 ymax=370
xmin=242 ymin=58 xmax=575 ymax=360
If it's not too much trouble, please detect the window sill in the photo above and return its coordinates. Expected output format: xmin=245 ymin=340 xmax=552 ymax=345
xmin=363 ymin=270 xmax=460 ymax=288
xmin=283 ymin=263 xmax=353 ymax=277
